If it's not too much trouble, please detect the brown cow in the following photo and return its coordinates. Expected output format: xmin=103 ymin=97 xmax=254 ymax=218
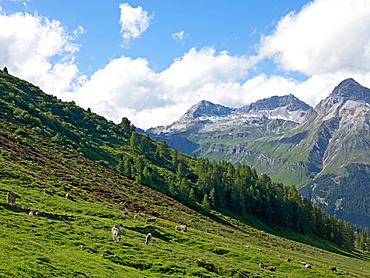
xmin=133 ymin=214 xmax=138 ymax=221
xmin=145 ymin=218 xmax=156 ymax=225
xmin=6 ymin=191 xmax=17 ymax=204
xmin=43 ymin=189 xmax=53 ymax=196
xmin=330 ymin=266 xmax=337 ymax=272
xmin=259 ymin=262 xmax=276 ymax=271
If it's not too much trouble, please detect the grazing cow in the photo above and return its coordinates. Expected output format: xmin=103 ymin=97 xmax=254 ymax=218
xmin=285 ymin=258 xmax=291 ymax=262
xmin=43 ymin=189 xmax=53 ymax=196
xmin=29 ymin=210 xmax=37 ymax=216
xmin=259 ymin=262 xmax=276 ymax=271
xmin=6 ymin=191 xmax=17 ymax=204
xmin=145 ymin=233 xmax=153 ymax=245
xmin=66 ymin=193 xmax=73 ymax=200
xmin=145 ymin=218 xmax=156 ymax=225
xmin=112 ymin=224 xmax=122 ymax=241
xmin=133 ymin=214 xmax=138 ymax=221
xmin=175 ymin=225 xmax=187 ymax=232
xmin=330 ymin=266 xmax=337 ymax=272
xmin=305 ymin=264 xmax=312 ymax=269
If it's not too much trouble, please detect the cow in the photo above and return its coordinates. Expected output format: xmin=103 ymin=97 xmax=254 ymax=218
xmin=112 ymin=224 xmax=122 ymax=241
xmin=145 ymin=218 xmax=156 ymax=225
xmin=43 ymin=189 xmax=53 ymax=196
xmin=66 ymin=193 xmax=73 ymax=200
xmin=175 ymin=225 xmax=187 ymax=232
xmin=305 ymin=264 xmax=312 ymax=269
xmin=145 ymin=233 xmax=153 ymax=245
xmin=133 ymin=214 xmax=138 ymax=221
xmin=285 ymin=258 xmax=291 ymax=262
xmin=259 ymin=262 xmax=276 ymax=271
xmin=330 ymin=266 xmax=337 ymax=272
xmin=29 ymin=210 xmax=39 ymax=216
xmin=6 ymin=191 xmax=17 ymax=204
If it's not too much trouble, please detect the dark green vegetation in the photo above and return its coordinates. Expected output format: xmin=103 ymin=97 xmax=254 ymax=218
xmin=1 ymin=70 xmax=370 ymax=277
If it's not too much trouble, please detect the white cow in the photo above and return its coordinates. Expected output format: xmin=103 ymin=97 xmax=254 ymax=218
xmin=112 ymin=224 xmax=122 ymax=241
xmin=175 ymin=225 xmax=187 ymax=232
xmin=145 ymin=233 xmax=153 ymax=245
xmin=65 ymin=193 xmax=73 ymax=200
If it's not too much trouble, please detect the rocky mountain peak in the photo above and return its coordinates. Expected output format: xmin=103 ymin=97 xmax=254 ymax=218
xmin=236 ymin=94 xmax=311 ymax=114
xmin=315 ymin=78 xmax=370 ymax=115
xmin=330 ymin=78 xmax=370 ymax=103
xmin=178 ymin=100 xmax=234 ymax=122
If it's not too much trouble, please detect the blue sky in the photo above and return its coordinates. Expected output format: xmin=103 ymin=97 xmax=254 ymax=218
xmin=1 ymin=0 xmax=370 ymax=129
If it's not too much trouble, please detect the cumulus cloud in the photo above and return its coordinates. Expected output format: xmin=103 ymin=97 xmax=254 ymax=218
xmin=119 ymin=3 xmax=153 ymax=47
xmin=74 ymin=47 xmax=254 ymax=129
xmin=0 ymin=10 xmax=83 ymax=96
xmin=172 ymin=30 xmax=185 ymax=41
xmin=75 ymin=0 xmax=370 ymax=131
xmin=257 ymin=0 xmax=370 ymax=76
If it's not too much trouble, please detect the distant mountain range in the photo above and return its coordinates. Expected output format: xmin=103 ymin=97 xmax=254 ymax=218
xmin=146 ymin=78 xmax=370 ymax=227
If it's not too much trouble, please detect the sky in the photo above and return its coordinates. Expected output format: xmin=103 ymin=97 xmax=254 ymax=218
xmin=1 ymin=0 xmax=370 ymax=130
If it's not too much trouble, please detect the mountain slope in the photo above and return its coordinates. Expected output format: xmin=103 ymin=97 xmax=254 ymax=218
xmin=1 ymin=70 xmax=369 ymax=277
xmin=1 ymin=116 xmax=369 ymax=277
xmin=146 ymin=79 xmax=370 ymax=227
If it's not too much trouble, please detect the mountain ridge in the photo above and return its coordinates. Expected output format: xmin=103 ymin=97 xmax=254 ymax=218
xmin=146 ymin=78 xmax=370 ymax=227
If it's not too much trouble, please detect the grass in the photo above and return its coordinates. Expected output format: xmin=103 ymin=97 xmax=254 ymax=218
xmin=1 ymin=169 xmax=370 ymax=277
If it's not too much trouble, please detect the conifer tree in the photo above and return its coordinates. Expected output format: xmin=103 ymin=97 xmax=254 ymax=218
xmin=202 ymin=194 xmax=211 ymax=212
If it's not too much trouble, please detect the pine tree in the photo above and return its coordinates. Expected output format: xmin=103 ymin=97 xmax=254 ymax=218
xmin=209 ymin=188 xmax=216 ymax=208
xmin=202 ymin=194 xmax=211 ymax=212
xmin=172 ymin=147 xmax=179 ymax=168
xmin=129 ymin=131 xmax=138 ymax=150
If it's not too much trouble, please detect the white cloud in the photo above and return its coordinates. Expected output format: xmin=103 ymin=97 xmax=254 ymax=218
xmin=76 ymin=56 xmax=161 ymax=112
xmin=161 ymin=47 xmax=251 ymax=91
xmin=257 ymin=0 xmax=370 ymax=76
xmin=119 ymin=3 xmax=153 ymax=47
xmin=172 ymin=30 xmax=185 ymax=41
xmin=74 ymin=47 xmax=254 ymax=129
xmin=0 ymin=11 xmax=82 ymax=96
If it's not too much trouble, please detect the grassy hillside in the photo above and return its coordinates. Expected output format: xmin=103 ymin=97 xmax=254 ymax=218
xmin=0 ymin=70 xmax=369 ymax=277
xmin=1 ymin=120 xmax=369 ymax=277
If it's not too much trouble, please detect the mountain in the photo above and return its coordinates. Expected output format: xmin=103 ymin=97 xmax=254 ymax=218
xmin=236 ymin=94 xmax=311 ymax=123
xmin=2 ymin=70 xmax=370 ymax=277
xmin=146 ymin=79 xmax=370 ymax=227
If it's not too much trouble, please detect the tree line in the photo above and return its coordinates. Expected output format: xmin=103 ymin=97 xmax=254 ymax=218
xmin=118 ymin=130 xmax=356 ymax=250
